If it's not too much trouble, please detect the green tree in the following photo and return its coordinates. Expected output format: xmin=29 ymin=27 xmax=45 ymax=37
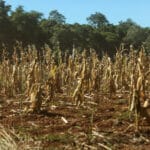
xmin=116 ymin=19 xmax=136 ymax=41
xmin=101 ymin=31 xmax=119 ymax=56
xmin=87 ymin=12 xmax=109 ymax=28
xmin=49 ymin=10 xmax=66 ymax=24
xmin=71 ymin=24 xmax=93 ymax=49
xmin=123 ymin=25 xmax=147 ymax=47
xmin=51 ymin=24 xmax=75 ymax=51
xmin=11 ymin=6 xmax=43 ymax=45
xmin=89 ymin=29 xmax=105 ymax=55
xmin=143 ymin=33 xmax=150 ymax=53
xmin=0 ymin=0 xmax=13 ymax=43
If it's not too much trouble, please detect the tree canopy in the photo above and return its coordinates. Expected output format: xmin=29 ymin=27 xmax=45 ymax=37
xmin=49 ymin=10 xmax=66 ymax=24
xmin=87 ymin=12 xmax=109 ymax=28
xmin=0 ymin=0 xmax=150 ymax=57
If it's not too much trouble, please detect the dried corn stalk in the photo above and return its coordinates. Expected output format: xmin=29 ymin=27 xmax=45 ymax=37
xmin=72 ymin=78 xmax=84 ymax=106
xmin=27 ymin=83 xmax=45 ymax=113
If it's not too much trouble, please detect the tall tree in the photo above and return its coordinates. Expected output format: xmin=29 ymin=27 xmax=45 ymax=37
xmin=71 ymin=24 xmax=93 ymax=49
xmin=48 ymin=10 xmax=66 ymax=24
xmin=116 ymin=19 xmax=136 ymax=41
xmin=0 ymin=0 xmax=12 ymax=43
xmin=11 ymin=6 xmax=43 ymax=44
xmin=123 ymin=25 xmax=147 ymax=47
xmin=87 ymin=12 xmax=109 ymax=28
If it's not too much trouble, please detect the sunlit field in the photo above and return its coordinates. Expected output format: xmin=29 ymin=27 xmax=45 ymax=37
xmin=0 ymin=44 xmax=149 ymax=149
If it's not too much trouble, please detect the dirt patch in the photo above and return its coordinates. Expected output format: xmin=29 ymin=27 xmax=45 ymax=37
xmin=0 ymin=93 xmax=150 ymax=149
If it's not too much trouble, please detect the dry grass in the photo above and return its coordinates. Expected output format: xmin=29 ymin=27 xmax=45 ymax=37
xmin=0 ymin=125 xmax=18 ymax=150
xmin=0 ymin=44 xmax=149 ymax=130
xmin=0 ymin=124 xmax=40 ymax=150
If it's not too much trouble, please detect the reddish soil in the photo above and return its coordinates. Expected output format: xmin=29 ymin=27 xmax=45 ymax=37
xmin=0 ymin=92 xmax=150 ymax=150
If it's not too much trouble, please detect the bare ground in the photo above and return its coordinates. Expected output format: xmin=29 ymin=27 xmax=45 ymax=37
xmin=0 ymin=92 xmax=150 ymax=150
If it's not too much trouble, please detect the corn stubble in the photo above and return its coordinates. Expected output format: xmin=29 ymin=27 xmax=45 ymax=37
xmin=0 ymin=44 xmax=149 ymax=131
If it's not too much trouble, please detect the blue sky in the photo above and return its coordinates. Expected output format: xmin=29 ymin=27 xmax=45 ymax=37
xmin=5 ymin=0 xmax=150 ymax=27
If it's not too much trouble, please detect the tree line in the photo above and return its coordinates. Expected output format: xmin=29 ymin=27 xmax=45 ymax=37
xmin=0 ymin=0 xmax=150 ymax=57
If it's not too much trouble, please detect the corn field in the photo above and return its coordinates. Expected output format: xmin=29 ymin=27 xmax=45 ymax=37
xmin=0 ymin=44 xmax=150 ymax=128
xmin=0 ymin=44 xmax=150 ymax=149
